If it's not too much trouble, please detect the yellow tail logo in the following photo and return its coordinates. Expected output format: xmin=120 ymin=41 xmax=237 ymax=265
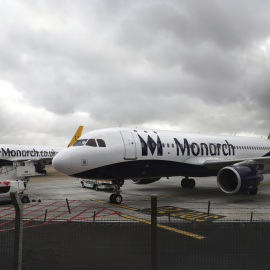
xmin=68 ymin=126 xmax=84 ymax=147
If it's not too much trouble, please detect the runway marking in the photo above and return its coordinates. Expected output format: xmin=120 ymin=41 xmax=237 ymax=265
xmin=92 ymin=199 xmax=138 ymax=211
xmin=23 ymin=201 xmax=73 ymax=225
xmin=43 ymin=202 xmax=85 ymax=225
xmin=122 ymin=190 xmax=216 ymax=204
xmin=141 ymin=206 xmax=224 ymax=222
xmin=121 ymin=214 xmax=205 ymax=240
xmin=93 ymin=199 xmax=206 ymax=238
xmin=0 ymin=200 xmax=122 ymax=232
xmin=0 ymin=206 xmax=14 ymax=213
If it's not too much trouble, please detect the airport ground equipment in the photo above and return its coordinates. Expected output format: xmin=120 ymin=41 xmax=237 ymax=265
xmin=0 ymin=161 xmax=37 ymax=181
xmin=0 ymin=180 xmax=29 ymax=203
xmin=80 ymin=179 xmax=114 ymax=191
xmin=80 ymin=179 xmax=124 ymax=204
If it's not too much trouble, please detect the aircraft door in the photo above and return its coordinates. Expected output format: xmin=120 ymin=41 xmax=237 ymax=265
xmin=120 ymin=132 xmax=137 ymax=160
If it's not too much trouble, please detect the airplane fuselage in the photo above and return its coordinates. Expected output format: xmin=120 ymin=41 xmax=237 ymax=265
xmin=0 ymin=144 xmax=63 ymax=165
xmin=52 ymin=127 xmax=270 ymax=180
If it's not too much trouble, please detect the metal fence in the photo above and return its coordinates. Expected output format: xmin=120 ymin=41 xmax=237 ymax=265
xmin=1 ymin=196 xmax=270 ymax=269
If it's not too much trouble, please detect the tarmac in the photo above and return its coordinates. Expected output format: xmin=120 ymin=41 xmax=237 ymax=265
xmin=1 ymin=166 xmax=270 ymax=269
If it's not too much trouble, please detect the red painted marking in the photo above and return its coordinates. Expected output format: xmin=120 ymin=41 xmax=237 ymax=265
xmin=0 ymin=202 xmax=59 ymax=227
xmin=0 ymin=203 xmax=40 ymax=219
xmin=0 ymin=201 xmax=123 ymax=231
xmin=65 ymin=205 xmax=95 ymax=222
xmin=23 ymin=201 xmax=75 ymax=225
xmin=43 ymin=202 xmax=85 ymax=225
xmin=0 ymin=206 xmax=14 ymax=213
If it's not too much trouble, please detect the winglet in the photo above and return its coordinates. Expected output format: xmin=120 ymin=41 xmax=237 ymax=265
xmin=68 ymin=126 xmax=84 ymax=147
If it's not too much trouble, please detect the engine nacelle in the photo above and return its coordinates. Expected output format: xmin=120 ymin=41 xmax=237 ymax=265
xmin=131 ymin=178 xmax=161 ymax=185
xmin=217 ymin=166 xmax=262 ymax=194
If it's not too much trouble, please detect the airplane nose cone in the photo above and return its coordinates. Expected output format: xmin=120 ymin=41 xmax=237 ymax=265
xmin=52 ymin=150 xmax=72 ymax=175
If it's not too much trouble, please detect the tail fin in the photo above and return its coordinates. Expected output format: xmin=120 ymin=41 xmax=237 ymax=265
xmin=68 ymin=126 xmax=84 ymax=147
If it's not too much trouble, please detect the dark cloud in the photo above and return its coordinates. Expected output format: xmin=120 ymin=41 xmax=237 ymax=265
xmin=0 ymin=0 xmax=270 ymax=144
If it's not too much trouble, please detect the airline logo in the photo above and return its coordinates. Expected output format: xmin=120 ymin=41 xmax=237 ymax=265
xmin=0 ymin=147 xmax=59 ymax=158
xmin=137 ymin=134 xmax=235 ymax=157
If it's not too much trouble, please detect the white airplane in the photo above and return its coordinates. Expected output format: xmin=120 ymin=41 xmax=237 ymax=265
xmin=52 ymin=127 xmax=270 ymax=204
xmin=0 ymin=126 xmax=83 ymax=174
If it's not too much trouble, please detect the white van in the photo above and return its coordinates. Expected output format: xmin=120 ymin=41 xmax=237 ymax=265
xmin=0 ymin=180 xmax=29 ymax=203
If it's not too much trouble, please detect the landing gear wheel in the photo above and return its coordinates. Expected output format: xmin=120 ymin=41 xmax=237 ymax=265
xmin=188 ymin=179 xmax=196 ymax=189
xmin=110 ymin=194 xmax=116 ymax=203
xmin=115 ymin=194 xmax=122 ymax=204
xmin=181 ymin=178 xmax=189 ymax=188
xmin=249 ymin=187 xmax=258 ymax=195
xmin=81 ymin=182 xmax=85 ymax=188
xmin=95 ymin=185 xmax=99 ymax=191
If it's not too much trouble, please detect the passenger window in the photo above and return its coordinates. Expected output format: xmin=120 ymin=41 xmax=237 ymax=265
xmin=172 ymin=144 xmax=174 ymax=148
xmin=97 ymin=139 xmax=106 ymax=147
xmin=162 ymin=143 xmax=165 ymax=148
xmin=86 ymin=139 xmax=97 ymax=147
xmin=167 ymin=143 xmax=170 ymax=148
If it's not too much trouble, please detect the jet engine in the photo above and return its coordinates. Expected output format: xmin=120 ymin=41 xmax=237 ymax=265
xmin=217 ymin=166 xmax=262 ymax=194
xmin=131 ymin=178 xmax=161 ymax=184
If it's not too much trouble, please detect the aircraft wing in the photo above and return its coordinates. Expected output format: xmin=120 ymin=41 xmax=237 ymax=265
xmin=203 ymin=157 xmax=270 ymax=171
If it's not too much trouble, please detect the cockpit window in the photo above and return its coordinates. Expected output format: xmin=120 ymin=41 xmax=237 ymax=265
xmin=86 ymin=139 xmax=97 ymax=147
xmin=73 ymin=139 xmax=88 ymax=146
xmin=97 ymin=139 xmax=106 ymax=147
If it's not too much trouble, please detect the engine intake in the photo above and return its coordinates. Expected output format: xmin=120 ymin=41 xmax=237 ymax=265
xmin=217 ymin=166 xmax=261 ymax=194
xmin=131 ymin=178 xmax=161 ymax=184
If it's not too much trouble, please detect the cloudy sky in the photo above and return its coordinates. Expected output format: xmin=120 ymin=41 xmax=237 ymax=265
xmin=1 ymin=0 xmax=270 ymax=146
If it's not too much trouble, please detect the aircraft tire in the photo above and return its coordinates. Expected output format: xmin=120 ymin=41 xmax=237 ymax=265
xmin=110 ymin=194 xmax=116 ymax=203
xmin=188 ymin=179 xmax=196 ymax=189
xmin=115 ymin=194 xmax=122 ymax=204
xmin=181 ymin=178 xmax=189 ymax=188
xmin=81 ymin=182 xmax=85 ymax=188
xmin=95 ymin=185 xmax=99 ymax=191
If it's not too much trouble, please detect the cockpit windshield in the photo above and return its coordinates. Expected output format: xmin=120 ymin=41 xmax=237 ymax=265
xmin=73 ymin=139 xmax=88 ymax=146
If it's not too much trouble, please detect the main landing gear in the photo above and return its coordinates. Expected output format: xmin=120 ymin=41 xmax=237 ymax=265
xmin=109 ymin=179 xmax=124 ymax=204
xmin=181 ymin=177 xmax=196 ymax=189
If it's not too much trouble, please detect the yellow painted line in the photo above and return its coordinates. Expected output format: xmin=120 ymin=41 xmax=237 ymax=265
xmin=121 ymin=214 xmax=205 ymax=240
xmin=123 ymin=193 xmax=195 ymax=204
xmin=123 ymin=191 xmax=215 ymax=204
xmin=157 ymin=224 xmax=205 ymax=240
xmin=91 ymin=199 xmax=138 ymax=211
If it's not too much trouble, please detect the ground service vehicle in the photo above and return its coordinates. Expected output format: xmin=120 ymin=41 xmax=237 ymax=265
xmin=0 ymin=180 xmax=29 ymax=203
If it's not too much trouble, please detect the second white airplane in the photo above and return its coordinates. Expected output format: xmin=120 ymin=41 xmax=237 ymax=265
xmin=52 ymin=127 xmax=270 ymax=204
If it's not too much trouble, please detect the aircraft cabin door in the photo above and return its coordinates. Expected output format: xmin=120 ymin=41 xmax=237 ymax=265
xmin=120 ymin=132 xmax=137 ymax=160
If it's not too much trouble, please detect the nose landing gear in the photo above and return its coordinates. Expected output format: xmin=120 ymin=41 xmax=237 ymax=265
xmin=109 ymin=179 xmax=124 ymax=204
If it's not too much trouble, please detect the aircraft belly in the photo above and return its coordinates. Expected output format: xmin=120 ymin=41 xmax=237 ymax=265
xmin=71 ymin=160 xmax=217 ymax=179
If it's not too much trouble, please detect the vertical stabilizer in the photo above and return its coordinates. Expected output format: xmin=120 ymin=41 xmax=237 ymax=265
xmin=68 ymin=126 xmax=84 ymax=147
